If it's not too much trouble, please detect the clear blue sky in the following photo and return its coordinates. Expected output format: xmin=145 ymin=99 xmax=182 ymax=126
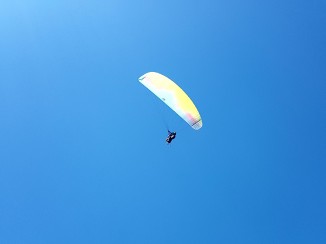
xmin=0 ymin=1 xmax=325 ymax=243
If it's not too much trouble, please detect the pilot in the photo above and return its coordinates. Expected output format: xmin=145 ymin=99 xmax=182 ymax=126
xmin=166 ymin=131 xmax=176 ymax=144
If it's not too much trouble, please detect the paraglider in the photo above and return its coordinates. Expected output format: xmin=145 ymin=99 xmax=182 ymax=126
xmin=166 ymin=130 xmax=176 ymax=144
xmin=138 ymin=72 xmax=202 ymax=144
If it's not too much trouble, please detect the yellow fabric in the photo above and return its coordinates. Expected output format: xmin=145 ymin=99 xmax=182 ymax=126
xmin=139 ymin=72 xmax=202 ymax=130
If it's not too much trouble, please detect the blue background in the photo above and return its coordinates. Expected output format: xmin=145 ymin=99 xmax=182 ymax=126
xmin=0 ymin=1 xmax=325 ymax=243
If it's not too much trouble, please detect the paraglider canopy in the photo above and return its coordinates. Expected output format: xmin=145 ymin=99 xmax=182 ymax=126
xmin=139 ymin=72 xmax=202 ymax=130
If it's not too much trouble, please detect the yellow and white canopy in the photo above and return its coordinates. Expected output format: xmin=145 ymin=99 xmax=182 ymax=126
xmin=139 ymin=72 xmax=202 ymax=130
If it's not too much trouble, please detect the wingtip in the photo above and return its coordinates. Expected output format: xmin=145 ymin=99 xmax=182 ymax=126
xmin=192 ymin=119 xmax=203 ymax=130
